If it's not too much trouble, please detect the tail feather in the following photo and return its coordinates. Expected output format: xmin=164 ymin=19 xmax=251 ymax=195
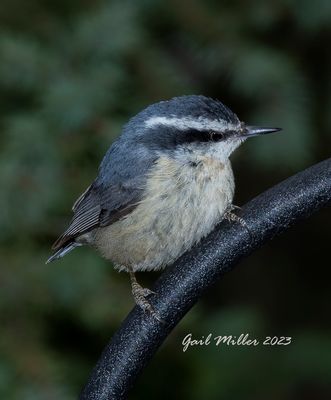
xmin=46 ymin=242 xmax=82 ymax=264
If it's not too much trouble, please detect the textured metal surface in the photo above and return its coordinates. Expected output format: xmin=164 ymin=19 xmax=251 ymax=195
xmin=79 ymin=158 xmax=331 ymax=400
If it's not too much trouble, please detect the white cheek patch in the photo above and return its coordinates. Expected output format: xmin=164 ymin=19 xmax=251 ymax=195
xmin=145 ymin=116 xmax=238 ymax=132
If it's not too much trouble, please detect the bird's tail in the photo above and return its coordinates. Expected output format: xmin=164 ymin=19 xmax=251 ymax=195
xmin=46 ymin=242 xmax=82 ymax=264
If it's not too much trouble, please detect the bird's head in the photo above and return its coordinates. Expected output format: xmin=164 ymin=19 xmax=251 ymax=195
xmin=123 ymin=95 xmax=280 ymax=162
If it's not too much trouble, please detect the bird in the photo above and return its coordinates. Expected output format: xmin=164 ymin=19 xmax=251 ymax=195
xmin=47 ymin=95 xmax=280 ymax=319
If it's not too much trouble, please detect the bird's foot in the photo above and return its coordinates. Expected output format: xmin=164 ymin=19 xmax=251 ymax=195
xmin=224 ymin=205 xmax=252 ymax=238
xmin=224 ymin=207 xmax=245 ymax=226
xmin=129 ymin=271 xmax=163 ymax=323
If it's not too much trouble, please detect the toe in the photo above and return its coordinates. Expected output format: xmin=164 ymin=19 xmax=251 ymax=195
xmin=142 ymin=288 xmax=156 ymax=297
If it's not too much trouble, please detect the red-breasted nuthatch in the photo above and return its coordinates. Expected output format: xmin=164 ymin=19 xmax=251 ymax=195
xmin=47 ymin=95 xmax=280 ymax=318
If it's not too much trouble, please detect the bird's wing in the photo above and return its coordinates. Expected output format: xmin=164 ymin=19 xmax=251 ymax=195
xmin=52 ymin=181 xmax=144 ymax=251
xmin=52 ymin=138 xmax=157 ymax=251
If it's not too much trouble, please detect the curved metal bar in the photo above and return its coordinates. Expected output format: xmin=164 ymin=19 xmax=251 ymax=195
xmin=80 ymin=158 xmax=331 ymax=400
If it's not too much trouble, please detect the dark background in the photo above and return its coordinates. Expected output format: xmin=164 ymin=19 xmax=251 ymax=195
xmin=0 ymin=1 xmax=330 ymax=399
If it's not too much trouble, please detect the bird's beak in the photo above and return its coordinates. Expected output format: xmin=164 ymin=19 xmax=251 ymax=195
xmin=244 ymin=126 xmax=282 ymax=137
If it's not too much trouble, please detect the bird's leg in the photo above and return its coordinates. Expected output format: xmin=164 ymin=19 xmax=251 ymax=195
xmin=223 ymin=204 xmax=246 ymax=225
xmin=128 ymin=269 xmax=162 ymax=322
xmin=129 ymin=270 xmax=155 ymax=297
xmin=224 ymin=205 xmax=252 ymax=239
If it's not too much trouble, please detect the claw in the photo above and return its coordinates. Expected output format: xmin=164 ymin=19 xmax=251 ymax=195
xmin=141 ymin=288 xmax=156 ymax=297
xmin=129 ymin=270 xmax=163 ymax=323
xmin=224 ymin=205 xmax=252 ymax=242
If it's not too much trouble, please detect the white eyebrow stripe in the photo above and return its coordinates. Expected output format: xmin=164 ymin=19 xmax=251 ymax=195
xmin=144 ymin=116 xmax=237 ymax=132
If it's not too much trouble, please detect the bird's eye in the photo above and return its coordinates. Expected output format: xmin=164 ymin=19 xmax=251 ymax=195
xmin=208 ymin=131 xmax=224 ymax=141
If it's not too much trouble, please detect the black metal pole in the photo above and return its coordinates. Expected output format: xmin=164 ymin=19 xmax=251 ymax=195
xmin=80 ymin=158 xmax=331 ymax=400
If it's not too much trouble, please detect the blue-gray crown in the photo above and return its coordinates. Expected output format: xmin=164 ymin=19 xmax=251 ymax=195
xmin=127 ymin=95 xmax=239 ymax=127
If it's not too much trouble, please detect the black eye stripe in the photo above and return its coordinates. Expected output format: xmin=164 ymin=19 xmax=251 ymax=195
xmin=143 ymin=127 xmax=237 ymax=150
xmin=180 ymin=129 xmax=236 ymax=145
xmin=210 ymin=129 xmax=237 ymax=137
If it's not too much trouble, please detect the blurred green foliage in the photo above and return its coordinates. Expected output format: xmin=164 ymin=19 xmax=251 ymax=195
xmin=0 ymin=0 xmax=330 ymax=399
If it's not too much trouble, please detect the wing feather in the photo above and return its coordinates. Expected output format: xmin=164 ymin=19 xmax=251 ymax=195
xmin=72 ymin=185 xmax=92 ymax=211
xmin=51 ymin=139 xmax=157 ymax=252
xmin=52 ymin=183 xmax=143 ymax=250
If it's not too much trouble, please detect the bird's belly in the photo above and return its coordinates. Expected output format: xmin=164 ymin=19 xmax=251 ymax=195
xmin=93 ymin=156 xmax=235 ymax=271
